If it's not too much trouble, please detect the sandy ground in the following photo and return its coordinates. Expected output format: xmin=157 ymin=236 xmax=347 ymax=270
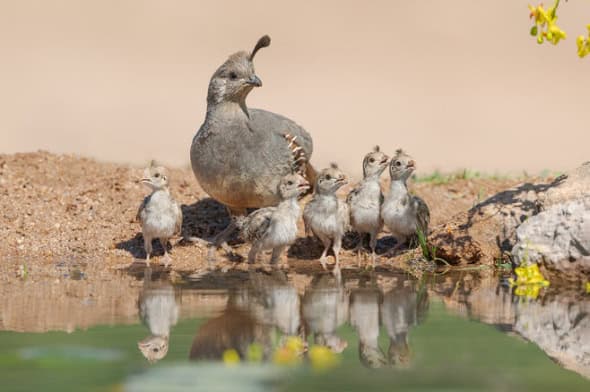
xmin=1 ymin=1 xmax=589 ymax=177
xmin=0 ymin=151 xmax=522 ymax=279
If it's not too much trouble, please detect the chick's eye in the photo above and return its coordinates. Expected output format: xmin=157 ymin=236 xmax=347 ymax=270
xmin=325 ymin=174 xmax=331 ymax=180
xmin=395 ymin=161 xmax=402 ymax=167
xmin=369 ymin=158 xmax=375 ymax=163
xmin=154 ymin=173 xmax=160 ymax=178
xmin=287 ymin=180 xmax=293 ymax=186
xmin=153 ymin=348 xmax=159 ymax=352
xmin=229 ymin=72 xmax=238 ymax=80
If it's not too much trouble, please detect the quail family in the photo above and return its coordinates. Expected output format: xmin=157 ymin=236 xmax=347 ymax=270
xmin=133 ymin=36 xmax=433 ymax=271
xmin=137 ymin=162 xmax=183 ymax=266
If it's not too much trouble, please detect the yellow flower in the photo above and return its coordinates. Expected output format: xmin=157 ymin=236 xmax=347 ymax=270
xmin=284 ymin=336 xmax=305 ymax=355
xmin=272 ymin=347 xmax=301 ymax=366
xmin=585 ymin=282 xmax=590 ymax=294
xmin=309 ymin=345 xmax=340 ymax=371
xmin=222 ymin=349 xmax=240 ymax=366
xmin=576 ymin=25 xmax=590 ymax=58
xmin=246 ymin=343 xmax=264 ymax=363
xmin=528 ymin=1 xmax=567 ymax=46
xmin=511 ymin=263 xmax=549 ymax=299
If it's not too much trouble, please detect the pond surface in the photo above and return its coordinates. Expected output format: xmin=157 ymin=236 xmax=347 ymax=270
xmin=1 ymin=266 xmax=589 ymax=391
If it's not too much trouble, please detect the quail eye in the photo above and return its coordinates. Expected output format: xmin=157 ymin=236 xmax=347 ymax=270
xmin=154 ymin=173 xmax=160 ymax=178
xmin=229 ymin=72 xmax=238 ymax=80
xmin=287 ymin=180 xmax=293 ymax=186
xmin=325 ymin=174 xmax=332 ymax=180
xmin=395 ymin=161 xmax=402 ymax=167
xmin=153 ymin=348 xmax=159 ymax=352
xmin=369 ymin=158 xmax=375 ymax=163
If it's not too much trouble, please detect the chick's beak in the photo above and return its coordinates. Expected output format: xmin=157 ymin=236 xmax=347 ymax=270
xmin=407 ymin=160 xmax=416 ymax=169
xmin=299 ymin=181 xmax=310 ymax=189
xmin=140 ymin=178 xmax=152 ymax=184
xmin=246 ymin=75 xmax=262 ymax=87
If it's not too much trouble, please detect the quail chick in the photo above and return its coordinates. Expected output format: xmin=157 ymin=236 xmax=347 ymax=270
xmin=236 ymin=174 xmax=310 ymax=265
xmin=346 ymin=146 xmax=389 ymax=267
xmin=191 ymin=35 xmax=314 ymax=214
xmin=137 ymin=163 xmax=183 ymax=266
xmin=303 ymin=164 xmax=349 ymax=272
xmin=380 ymin=149 xmax=430 ymax=255
xmin=137 ymin=268 xmax=179 ymax=363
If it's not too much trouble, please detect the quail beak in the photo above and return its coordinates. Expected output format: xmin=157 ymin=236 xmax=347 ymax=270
xmin=245 ymin=75 xmax=262 ymax=87
xmin=407 ymin=160 xmax=416 ymax=169
xmin=140 ymin=178 xmax=152 ymax=185
xmin=336 ymin=177 xmax=348 ymax=185
xmin=380 ymin=157 xmax=389 ymax=165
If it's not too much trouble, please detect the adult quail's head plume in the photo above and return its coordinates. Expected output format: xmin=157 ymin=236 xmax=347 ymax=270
xmin=362 ymin=145 xmax=390 ymax=178
xmin=207 ymin=35 xmax=270 ymax=106
xmin=315 ymin=164 xmax=347 ymax=195
xmin=389 ymin=149 xmax=416 ymax=181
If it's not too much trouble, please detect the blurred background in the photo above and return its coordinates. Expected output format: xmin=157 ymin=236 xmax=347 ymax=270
xmin=1 ymin=0 xmax=589 ymax=178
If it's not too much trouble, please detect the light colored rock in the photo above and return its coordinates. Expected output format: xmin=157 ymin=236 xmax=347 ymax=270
xmin=512 ymin=199 xmax=590 ymax=278
xmin=514 ymin=296 xmax=590 ymax=379
xmin=542 ymin=162 xmax=590 ymax=207
xmin=429 ymin=162 xmax=590 ymax=275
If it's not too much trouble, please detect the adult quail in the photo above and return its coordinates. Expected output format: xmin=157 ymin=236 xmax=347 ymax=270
xmin=381 ymin=149 xmax=430 ymax=254
xmin=346 ymin=146 xmax=389 ymax=267
xmin=303 ymin=164 xmax=349 ymax=272
xmin=236 ymin=173 xmax=310 ymax=265
xmin=137 ymin=163 xmax=183 ymax=266
xmin=190 ymin=35 xmax=315 ymax=215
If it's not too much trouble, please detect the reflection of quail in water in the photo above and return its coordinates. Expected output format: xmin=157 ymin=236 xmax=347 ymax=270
xmin=347 ymin=146 xmax=389 ymax=267
xmin=302 ymin=275 xmax=349 ymax=353
xmin=190 ymin=35 xmax=315 ymax=254
xmin=381 ymin=149 xmax=430 ymax=254
xmin=350 ymin=287 xmax=387 ymax=368
xmin=137 ymin=268 xmax=179 ymax=363
xmin=236 ymin=174 xmax=310 ymax=264
xmin=137 ymin=163 xmax=183 ymax=266
xmin=381 ymin=278 xmax=428 ymax=367
xmin=303 ymin=164 xmax=349 ymax=272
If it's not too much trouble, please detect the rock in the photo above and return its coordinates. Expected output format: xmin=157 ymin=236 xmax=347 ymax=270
xmin=429 ymin=162 xmax=589 ymax=274
xmin=512 ymin=198 xmax=590 ymax=281
xmin=542 ymin=162 xmax=590 ymax=207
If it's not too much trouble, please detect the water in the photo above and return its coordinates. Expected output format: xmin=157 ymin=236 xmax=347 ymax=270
xmin=1 ymin=266 xmax=589 ymax=391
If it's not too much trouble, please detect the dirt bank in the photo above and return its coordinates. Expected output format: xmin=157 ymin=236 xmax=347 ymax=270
xmin=0 ymin=151 xmax=524 ymax=278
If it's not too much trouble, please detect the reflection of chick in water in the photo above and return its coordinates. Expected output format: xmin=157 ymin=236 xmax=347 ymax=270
xmin=137 ymin=268 xmax=179 ymax=363
xmin=350 ymin=287 xmax=386 ymax=368
xmin=231 ymin=271 xmax=302 ymax=339
xmin=302 ymin=275 xmax=349 ymax=353
xmin=189 ymin=272 xmax=299 ymax=362
xmin=381 ymin=278 xmax=429 ymax=367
